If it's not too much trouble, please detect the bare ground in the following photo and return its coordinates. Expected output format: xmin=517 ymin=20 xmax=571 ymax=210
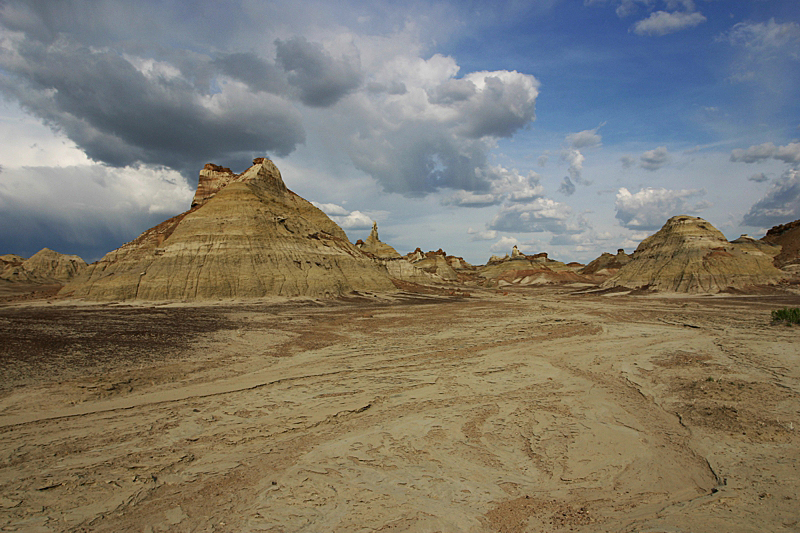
xmin=0 ymin=287 xmax=798 ymax=532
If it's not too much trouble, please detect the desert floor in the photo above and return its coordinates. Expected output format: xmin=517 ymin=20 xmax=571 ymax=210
xmin=0 ymin=287 xmax=798 ymax=532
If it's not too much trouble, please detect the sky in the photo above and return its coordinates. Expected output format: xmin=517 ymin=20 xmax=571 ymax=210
xmin=1 ymin=0 xmax=799 ymax=264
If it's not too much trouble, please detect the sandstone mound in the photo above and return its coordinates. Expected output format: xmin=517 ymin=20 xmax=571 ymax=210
xmin=479 ymin=247 xmax=589 ymax=286
xmin=761 ymin=219 xmax=800 ymax=270
xmin=602 ymin=215 xmax=785 ymax=293
xmin=403 ymin=249 xmax=463 ymax=281
xmin=61 ymin=159 xmax=395 ymax=301
xmin=1 ymin=248 xmax=87 ymax=284
xmin=581 ymin=249 xmax=632 ymax=277
xmin=355 ymin=222 xmax=401 ymax=259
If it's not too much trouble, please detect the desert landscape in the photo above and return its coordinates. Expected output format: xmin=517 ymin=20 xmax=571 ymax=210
xmin=1 ymin=158 xmax=799 ymax=532
xmin=1 ymin=287 xmax=798 ymax=532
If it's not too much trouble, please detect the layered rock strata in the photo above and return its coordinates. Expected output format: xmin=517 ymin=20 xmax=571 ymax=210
xmin=479 ymin=249 xmax=588 ymax=286
xmin=61 ymin=159 xmax=395 ymax=301
xmin=602 ymin=215 xmax=785 ymax=293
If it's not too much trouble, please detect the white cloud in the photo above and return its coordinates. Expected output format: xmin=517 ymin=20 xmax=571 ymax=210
xmin=748 ymin=172 xmax=770 ymax=183
xmin=731 ymin=141 xmax=800 ymax=165
xmin=488 ymin=167 xmax=544 ymax=202
xmin=742 ymin=169 xmax=800 ymax=227
xmin=488 ymin=197 xmax=574 ymax=233
xmin=639 ymin=146 xmax=670 ymax=170
xmin=0 ymin=163 xmax=193 ymax=259
xmin=490 ymin=236 xmax=520 ymax=253
xmin=444 ymin=190 xmax=501 ymax=208
xmin=723 ymin=19 xmax=800 ymax=55
xmin=311 ymin=201 xmax=375 ymax=229
xmin=342 ymin=56 xmax=540 ymax=195
xmin=615 ymin=187 xmax=707 ymax=230
xmin=331 ymin=210 xmax=374 ymax=229
xmin=632 ymin=11 xmax=706 ymax=37
xmin=311 ymin=201 xmax=350 ymax=216
xmin=467 ymin=228 xmax=497 ymax=241
xmin=566 ymin=127 xmax=603 ymax=149
xmin=620 ymin=155 xmax=636 ymax=169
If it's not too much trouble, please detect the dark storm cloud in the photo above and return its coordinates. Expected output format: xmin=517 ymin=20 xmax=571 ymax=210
xmin=558 ymin=176 xmax=576 ymax=196
xmin=0 ymin=39 xmax=305 ymax=175
xmin=742 ymin=170 xmax=800 ymax=227
xmin=275 ymin=36 xmax=363 ymax=108
xmin=456 ymin=74 xmax=538 ymax=139
xmin=213 ymin=52 xmax=291 ymax=95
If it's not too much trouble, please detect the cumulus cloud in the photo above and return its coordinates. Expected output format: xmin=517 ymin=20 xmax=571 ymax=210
xmin=565 ymin=127 xmax=603 ymax=149
xmin=742 ymin=169 xmax=800 ymax=227
xmin=731 ymin=141 xmax=800 ymax=165
xmin=467 ymin=228 xmax=497 ymax=241
xmin=339 ymin=53 xmax=539 ymax=195
xmin=561 ymin=148 xmax=588 ymax=185
xmin=311 ymin=202 xmax=374 ymax=229
xmin=639 ymin=146 xmax=670 ymax=170
xmin=0 ymin=15 xmax=307 ymax=175
xmin=333 ymin=210 xmax=374 ymax=229
xmin=557 ymin=126 xmax=601 ymax=191
xmin=632 ymin=11 xmax=706 ymax=36
xmin=444 ymin=190 xmax=501 ymax=208
xmin=311 ymin=201 xmax=350 ymax=216
xmin=489 ymin=167 xmax=544 ymax=203
xmin=490 ymin=236 xmax=520 ymax=253
xmin=0 ymin=163 xmax=193 ymax=259
xmin=275 ymin=36 xmax=363 ymax=108
xmin=615 ymin=187 xmax=707 ymax=230
xmin=488 ymin=197 xmax=574 ymax=233
xmin=558 ymin=177 xmax=576 ymax=196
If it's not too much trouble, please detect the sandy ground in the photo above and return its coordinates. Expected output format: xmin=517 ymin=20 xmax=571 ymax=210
xmin=0 ymin=287 xmax=798 ymax=532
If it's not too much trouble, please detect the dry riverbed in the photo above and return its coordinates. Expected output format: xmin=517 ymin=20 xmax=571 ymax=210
xmin=0 ymin=287 xmax=798 ymax=532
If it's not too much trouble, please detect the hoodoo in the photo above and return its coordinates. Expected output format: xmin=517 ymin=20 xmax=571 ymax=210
xmin=602 ymin=215 xmax=785 ymax=293
xmin=60 ymin=159 xmax=395 ymax=301
xmin=356 ymin=222 xmax=402 ymax=259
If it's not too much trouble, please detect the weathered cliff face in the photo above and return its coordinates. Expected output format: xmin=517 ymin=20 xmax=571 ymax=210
xmin=602 ymin=215 xmax=786 ymax=293
xmin=356 ymin=222 xmax=402 ymax=259
xmin=761 ymin=218 xmax=800 ymax=269
xmin=1 ymin=248 xmax=87 ymax=284
xmin=61 ymin=159 xmax=395 ymax=301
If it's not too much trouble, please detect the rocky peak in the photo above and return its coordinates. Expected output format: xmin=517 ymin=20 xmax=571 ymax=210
xmin=602 ymin=215 xmax=784 ymax=293
xmin=359 ymin=221 xmax=401 ymax=259
xmin=191 ymin=158 xmax=286 ymax=208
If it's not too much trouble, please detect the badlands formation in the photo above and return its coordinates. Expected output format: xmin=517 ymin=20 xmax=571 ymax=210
xmin=1 ymin=248 xmax=86 ymax=285
xmin=601 ymin=215 xmax=787 ymax=294
xmin=1 ymin=161 xmax=800 ymax=532
xmin=60 ymin=159 xmax=395 ymax=301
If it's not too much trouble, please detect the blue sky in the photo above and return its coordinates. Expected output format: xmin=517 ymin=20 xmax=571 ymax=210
xmin=1 ymin=0 xmax=799 ymax=264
